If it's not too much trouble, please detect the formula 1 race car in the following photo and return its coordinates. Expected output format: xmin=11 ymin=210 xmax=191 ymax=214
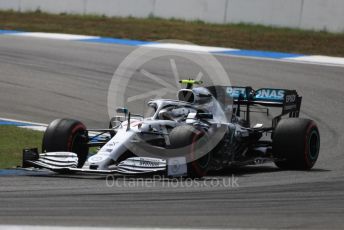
xmin=23 ymin=80 xmax=320 ymax=177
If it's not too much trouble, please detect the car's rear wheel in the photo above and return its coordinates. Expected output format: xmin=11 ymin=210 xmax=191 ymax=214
xmin=42 ymin=118 xmax=89 ymax=168
xmin=169 ymin=125 xmax=212 ymax=178
xmin=273 ymin=118 xmax=320 ymax=170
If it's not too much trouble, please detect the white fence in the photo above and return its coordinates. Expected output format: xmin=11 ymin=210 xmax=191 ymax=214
xmin=0 ymin=0 xmax=343 ymax=33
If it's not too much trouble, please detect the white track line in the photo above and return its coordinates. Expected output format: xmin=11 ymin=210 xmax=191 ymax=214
xmin=0 ymin=226 xmax=257 ymax=230
xmin=13 ymin=32 xmax=99 ymax=40
xmin=19 ymin=126 xmax=48 ymax=132
xmin=286 ymin=55 xmax=344 ymax=66
xmin=142 ymin=43 xmax=238 ymax=53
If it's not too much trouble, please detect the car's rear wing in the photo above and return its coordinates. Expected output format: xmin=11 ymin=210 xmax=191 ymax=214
xmin=227 ymin=86 xmax=301 ymax=114
xmin=207 ymin=86 xmax=302 ymax=127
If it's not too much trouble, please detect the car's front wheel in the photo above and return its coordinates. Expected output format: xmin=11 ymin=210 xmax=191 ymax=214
xmin=42 ymin=118 xmax=89 ymax=168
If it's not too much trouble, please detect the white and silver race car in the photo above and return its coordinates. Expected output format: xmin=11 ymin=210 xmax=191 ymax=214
xmin=23 ymin=80 xmax=320 ymax=177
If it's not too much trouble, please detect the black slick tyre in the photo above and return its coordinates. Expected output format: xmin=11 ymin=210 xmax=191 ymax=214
xmin=42 ymin=118 xmax=89 ymax=168
xmin=273 ymin=118 xmax=320 ymax=170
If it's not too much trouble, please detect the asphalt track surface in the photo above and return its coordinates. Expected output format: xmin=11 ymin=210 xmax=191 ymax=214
xmin=0 ymin=35 xmax=344 ymax=229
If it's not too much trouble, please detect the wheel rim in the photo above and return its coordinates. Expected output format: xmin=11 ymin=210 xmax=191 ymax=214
xmin=308 ymin=129 xmax=320 ymax=161
xmin=70 ymin=129 xmax=88 ymax=167
xmin=71 ymin=132 xmax=83 ymax=153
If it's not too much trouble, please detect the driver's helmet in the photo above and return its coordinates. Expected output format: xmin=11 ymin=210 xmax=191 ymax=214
xmin=177 ymin=87 xmax=213 ymax=104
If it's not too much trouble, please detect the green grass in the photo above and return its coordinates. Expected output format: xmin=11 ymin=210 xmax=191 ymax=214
xmin=0 ymin=125 xmax=98 ymax=169
xmin=1 ymin=10 xmax=344 ymax=56
xmin=0 ymin=126 xmax=43 ymax=169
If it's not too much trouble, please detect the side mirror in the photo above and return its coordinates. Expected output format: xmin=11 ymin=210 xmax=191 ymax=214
xmin=109 ymin=116 xmax=125 ymax=129
xmin=197 ymin=113 xmax=213 ymax=119
xmin=116 ymin=107 xmax=128 ymax=115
